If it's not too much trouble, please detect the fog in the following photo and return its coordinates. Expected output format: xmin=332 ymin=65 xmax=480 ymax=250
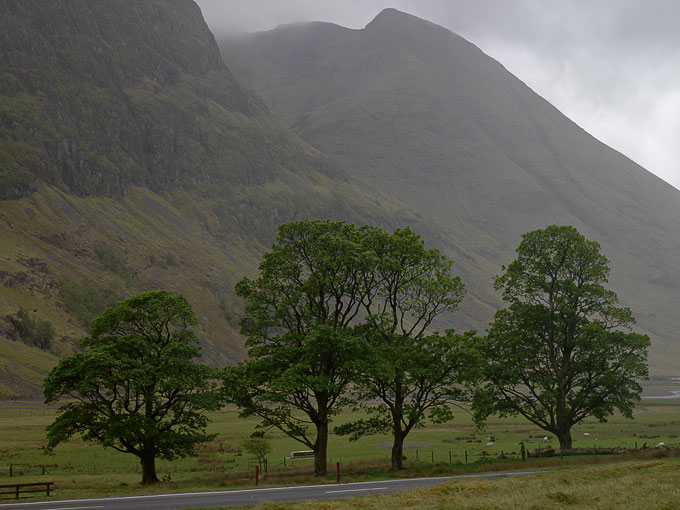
xmin=196 ymin=0 xmax=680 ymax=190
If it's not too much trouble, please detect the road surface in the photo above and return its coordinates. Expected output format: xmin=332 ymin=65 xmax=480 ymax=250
xmin=0 ymin=470 xmax=546 ymax=510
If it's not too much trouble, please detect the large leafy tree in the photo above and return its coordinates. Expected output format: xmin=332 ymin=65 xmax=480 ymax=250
xmin=44 ymin=290 xmax=221 ymax=484
xmin=225 ymin=220 xmax=371 ymax=476
xmin=479 ymin=225 xmax=649 ymax=450
xmin=335 ymin=227 xmax=474 ymax=470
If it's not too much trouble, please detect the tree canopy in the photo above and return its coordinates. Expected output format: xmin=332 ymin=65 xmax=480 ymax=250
xmin=225 ymin=220 xmax=371 ymax=475
xmin=226 ymin=220 xmax=476 ymax=473
xmin=334 ymin=226 xmax=475 ymax=470
xmin=43 ymin=290 xmax=221 ymax=484
xmin=478 ymin=225 xmax=649 ymax=450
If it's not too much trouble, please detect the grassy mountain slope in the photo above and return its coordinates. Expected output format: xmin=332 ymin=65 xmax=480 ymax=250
xmin=0 ymin=1 xmax=430 ymax=397
xmin=0 ymin=336 xmax=58 ymax=399
xmin=221 ymin=9 xmax=680 ymax=375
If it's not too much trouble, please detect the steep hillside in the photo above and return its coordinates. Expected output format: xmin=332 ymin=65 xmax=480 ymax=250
xmin=221 ymin=9 xmax=680 ymax=375
xmin=0 ymin=1 xmax=429 ymax=397
xmin=0 ymin=0 xmax=267 ymax=198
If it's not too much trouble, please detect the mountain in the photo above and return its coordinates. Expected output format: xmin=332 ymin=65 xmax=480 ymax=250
xmin=2 ymin=3 xmax=679 ymax=399
xmin=221 ymin=8 xmax=680 ymax=375
xmin=0 ymin=1 xmax=425 ymax=397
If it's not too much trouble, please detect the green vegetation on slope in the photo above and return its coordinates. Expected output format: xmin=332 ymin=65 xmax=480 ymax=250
xmin=0 ymin=338 xmax=58 ymax=399
xmin=0 ymin=1 xmax=436 ymax=385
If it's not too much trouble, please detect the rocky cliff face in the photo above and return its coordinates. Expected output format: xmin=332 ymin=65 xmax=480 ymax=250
xmin=0 ymin=0 xmax=273 ymax=199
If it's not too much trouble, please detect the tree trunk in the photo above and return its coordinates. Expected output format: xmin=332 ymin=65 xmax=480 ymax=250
xmin=557 ymin=428 xmax=573 ymax=451
xmin=140 ymin=450 xmax=159 ymax=485
xmin=391 ymin=429 xmax=406 ymax=470
xmin=141 ymin=390 xmax=159 ymax=484
xmin=391 ymin=368 xmax=406 ymax=470
xmin=313 ymin=421 xmax=328 ymax=476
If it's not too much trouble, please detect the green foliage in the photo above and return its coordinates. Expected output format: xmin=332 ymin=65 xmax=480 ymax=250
xmin=225 ymin=220 xmax=372 ymax=475
xmin=43 ymin=290 xmax=221 ymax=485
xmin=226 ymin=220 xmax=478 ymax=473
xmin=333 ymin=226 xmax=474 ymax=469
xmin=478 ymin=225 xmax=650 ymax=450
xmin=60 ymin=277 xmax=123 ymax=326
xmin=94 ymin=243 xmax=128 ymax=276
xmin=12 ymin=307 xmax=55 ymax=350
xmin=162 ymin=252 xmax=177 ymax=267
xmin=241 ymin=437 xmax=272 ymax=471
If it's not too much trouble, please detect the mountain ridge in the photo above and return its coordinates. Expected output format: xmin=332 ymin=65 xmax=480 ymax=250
xmin=219 ymin=8 xmax=680 ymax=375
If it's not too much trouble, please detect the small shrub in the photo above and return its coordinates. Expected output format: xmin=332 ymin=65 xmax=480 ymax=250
xmin=60 ymin=277 xmax=124 ymax=326
xmin=11 ymin=307 xmax=55 ymax=350
xmin=241 ymin=437 xmax=272 ymax=472
xmin=94 ymin=243 xmax=127 ymax=275
xmin=162 ymin=252 xmax=177 ymax=267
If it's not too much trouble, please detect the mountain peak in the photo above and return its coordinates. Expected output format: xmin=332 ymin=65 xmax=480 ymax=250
xmin=367 ymin=8 xmax=429 ymax=29
xmin=363 ymin=7 xmax=466 ymax=50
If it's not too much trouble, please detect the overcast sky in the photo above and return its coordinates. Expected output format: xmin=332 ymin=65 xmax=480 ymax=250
xmin=196 ymin=0 xmax=680 ymax=191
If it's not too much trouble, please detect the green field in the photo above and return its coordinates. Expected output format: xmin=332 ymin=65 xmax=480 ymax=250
xmin=1 ymin=396 xmax=680 ymax=501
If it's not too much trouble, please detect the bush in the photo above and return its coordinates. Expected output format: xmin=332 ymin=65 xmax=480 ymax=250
xmin=94 ymin=244 xmax=127 ymax=275
xmin=241 ymin=437 xmax=272 ymax=472
xmin=60 ymin=277 xmax=122 ymax=326
xmin=13 ymin=307 xmax=55 ymax=350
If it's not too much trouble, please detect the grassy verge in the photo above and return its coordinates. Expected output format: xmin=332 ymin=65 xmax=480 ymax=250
xmin=199 ymin=458 xmax=680 ymax=510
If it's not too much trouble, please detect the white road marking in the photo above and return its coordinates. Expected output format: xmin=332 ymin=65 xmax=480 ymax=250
xmin=325 ymin=487 xmax=388 ymax=494
xmin=0 ymin=470 xmax=547 ymax=507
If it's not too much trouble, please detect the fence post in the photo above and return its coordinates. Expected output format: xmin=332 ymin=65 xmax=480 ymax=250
xmin=416 ymin=449 xmax=419 ymax=460
xmin=449 ymin=451 xmax=452 ymax=464
xmin=431 ymin=451 xmax=434 ymax=463
xmin=336 ymin=462 xmax=340 ymax=483
xmin=9 ymin=464 xmax=12 ymax=477
xmin=465 ymin=451 xmax=468 ymax=464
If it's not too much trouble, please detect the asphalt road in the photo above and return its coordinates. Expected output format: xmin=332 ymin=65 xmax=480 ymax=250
xmin=0 ymin=470 xmax=546 ymax=510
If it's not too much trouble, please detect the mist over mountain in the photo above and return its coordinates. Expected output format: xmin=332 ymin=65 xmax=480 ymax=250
xmin=221 ymin=8 xmax=680 ymax=374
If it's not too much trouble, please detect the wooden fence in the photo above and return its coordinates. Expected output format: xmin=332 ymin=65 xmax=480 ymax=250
xmin=0 ymin=481 xmax=53 ymax=500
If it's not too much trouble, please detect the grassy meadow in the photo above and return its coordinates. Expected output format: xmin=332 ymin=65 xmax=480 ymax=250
xmin=1 ymin=395 xmax=680 ymax=501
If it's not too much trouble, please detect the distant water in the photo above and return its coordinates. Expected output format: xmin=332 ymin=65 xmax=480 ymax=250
xmin=641 ymin=378 xmax=680 ymax=400
xmin=641 ymin=390 xmax=680 ymax=400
